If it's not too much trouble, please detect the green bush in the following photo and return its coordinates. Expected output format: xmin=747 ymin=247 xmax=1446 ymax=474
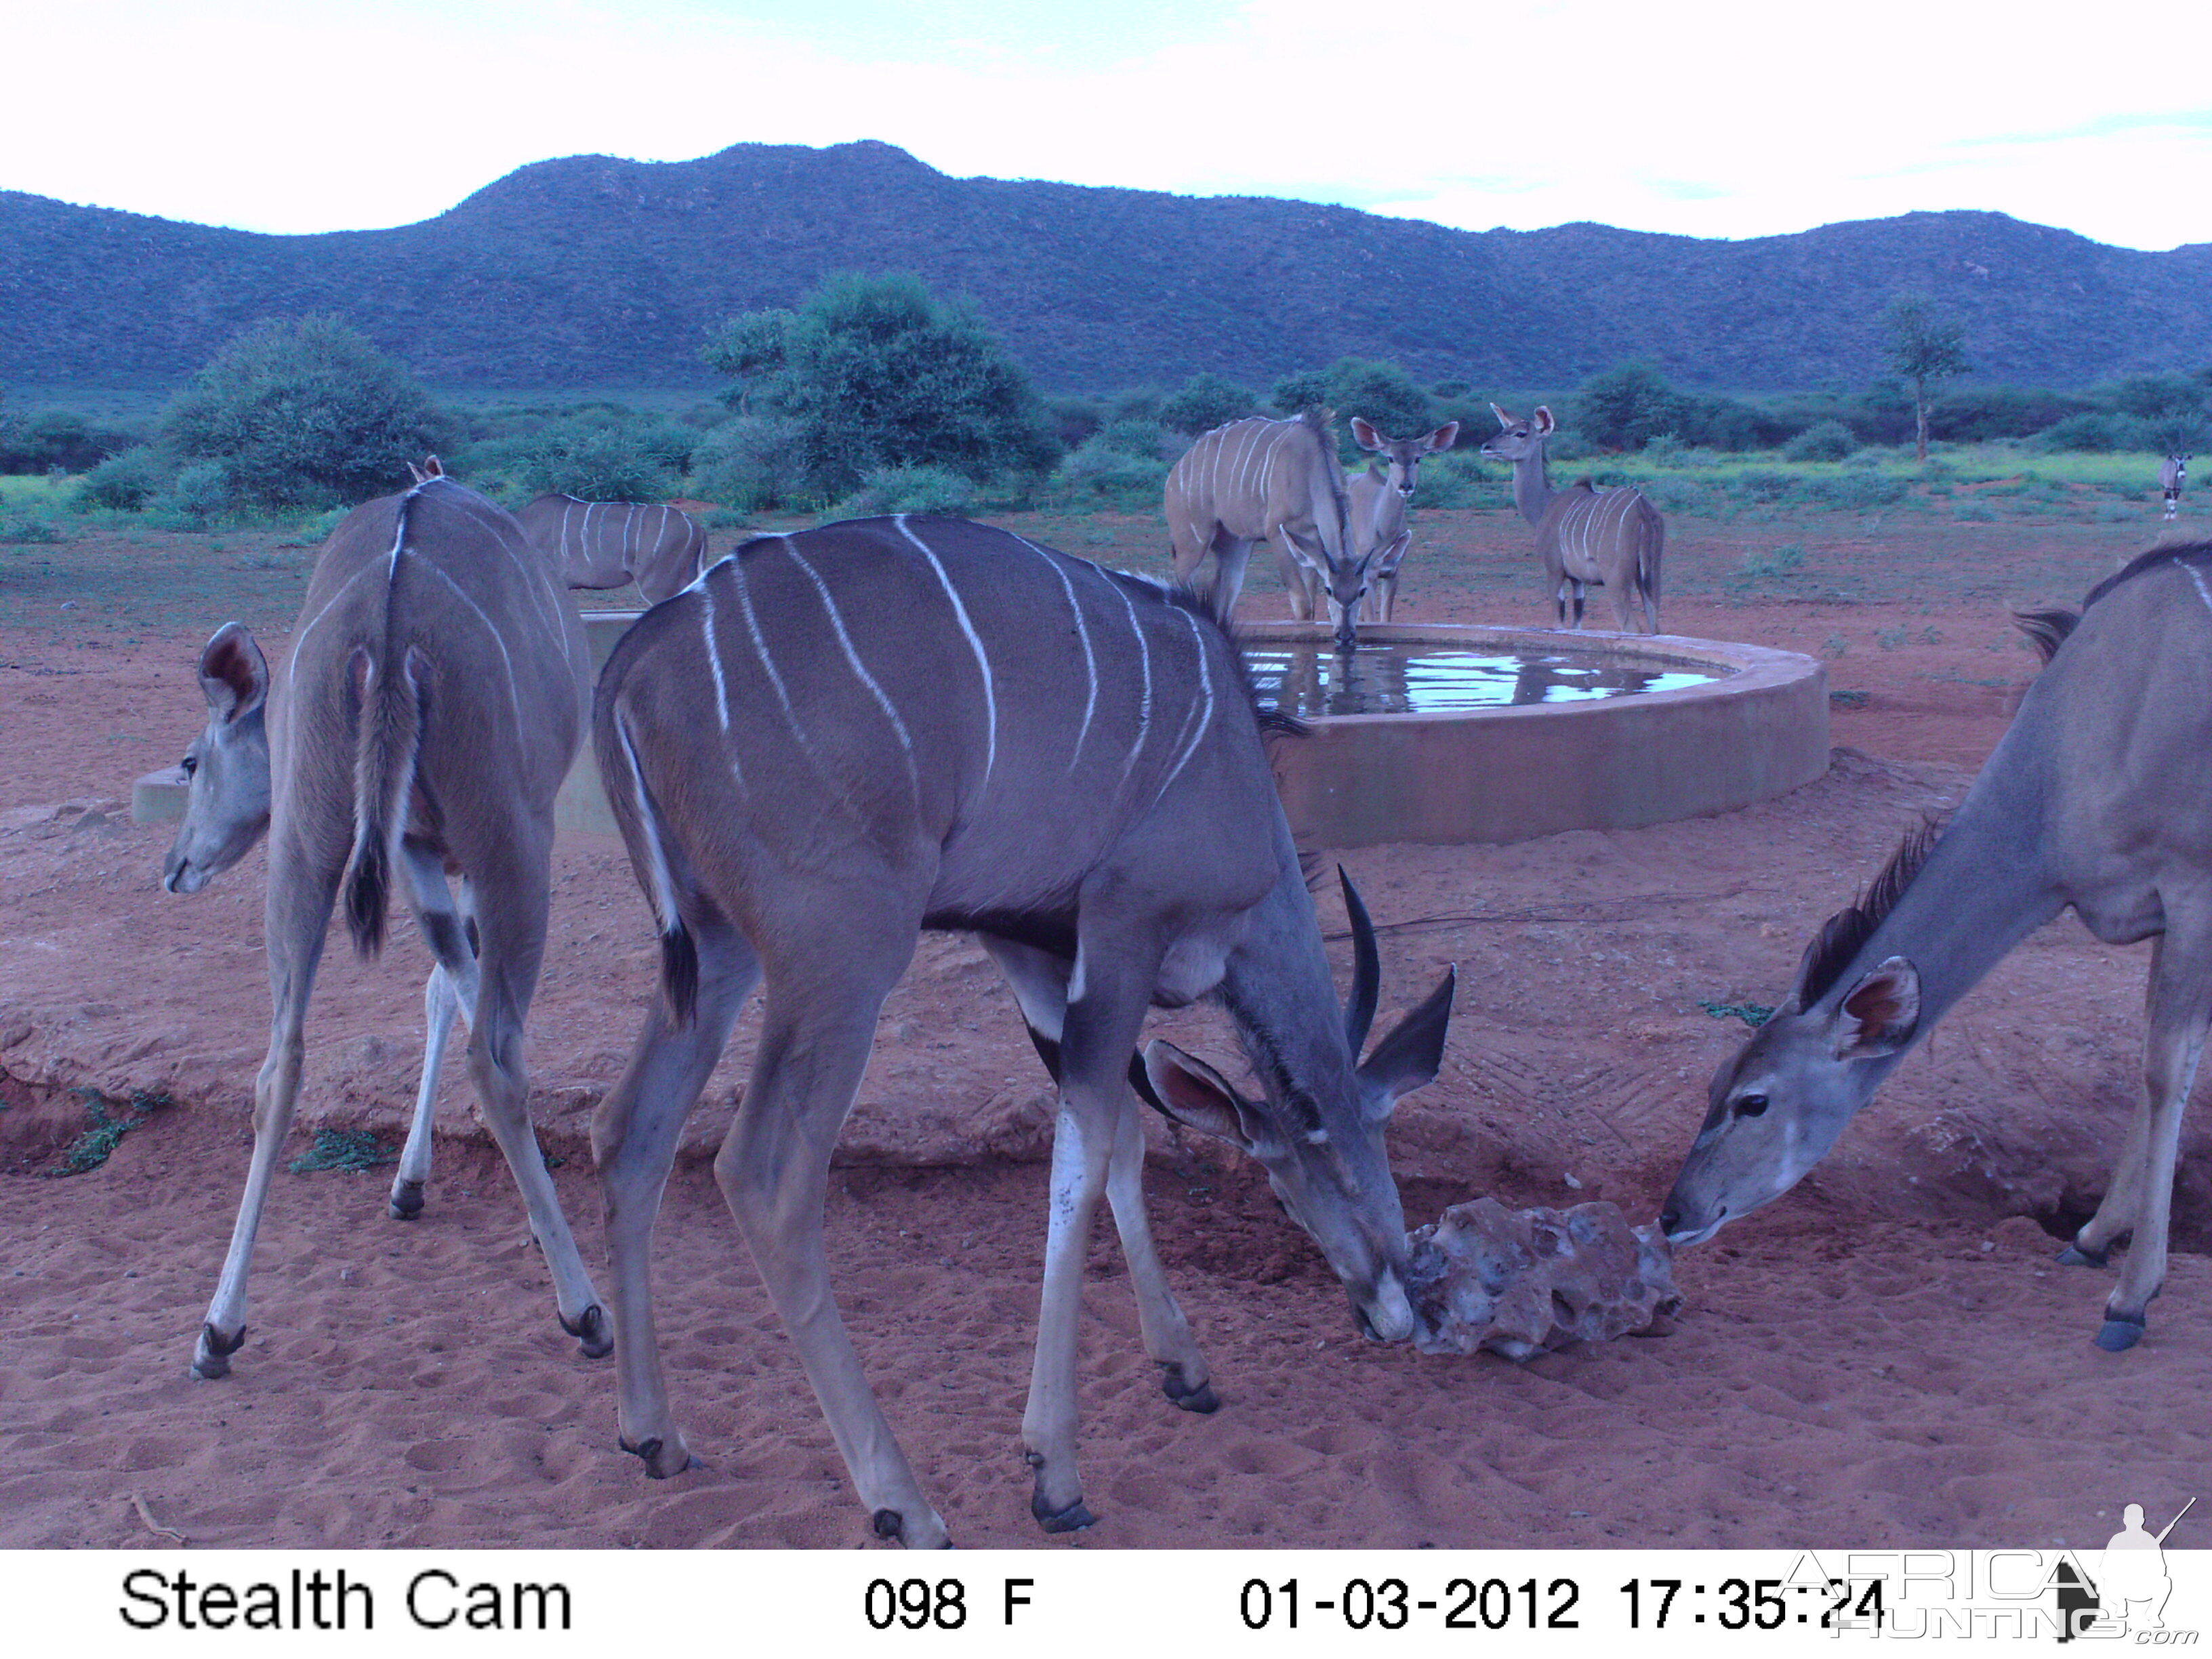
xmin=161 ymin=314 xmax=441 ymax=510
xmin=692 ymin=413 xmax=806 ymax=512
xmin=1048 ymin=434 xmax=1170 ymax=512
xmin=702 ymin=272 xmax=1061 ymax=497
xmin=0 ymin=516 xmax=61 ymax=544
xmin=1573 ymin=362 xmax=1687 ymax=451
xmin=1805 ymin=472 xmax=1906 ymax=510
xmin=1410 ymin=451 xmax=1493 ymax=508
xmin=1784 ymin=419 xmax=1858 ymax=462
xmin=1269 ymin=358 xmax=1437 ymax=453
xmin=74 ymin=445 xmax=165 ymax=510
xmin=0 ymin=408 xmax=142 ymax=474
xmin=506 ymin=413 xmax=683 ymax=501
xmin=1729 ymin=469 xmax=1797 ymax=503
xmin=1158 ymin=372 xmax=1259 ymax=435
xmin=838 ymin=464 xmax=975 ymax=516
xmin=157 ymin=459 xmax=237 ymax=523
xmin=2032 ymin=412 xmax=2154 ymax=453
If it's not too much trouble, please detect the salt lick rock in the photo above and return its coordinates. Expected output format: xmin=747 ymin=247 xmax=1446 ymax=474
xmin=1405 ymin=1197 xmax=1681 ymax=1359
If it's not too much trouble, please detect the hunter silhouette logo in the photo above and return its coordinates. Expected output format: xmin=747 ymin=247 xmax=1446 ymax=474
xmin=2055 ymin=1496 xmax=2196 ymax=1641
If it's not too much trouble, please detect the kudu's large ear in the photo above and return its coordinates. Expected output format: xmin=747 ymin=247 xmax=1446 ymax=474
xmin=1141 ymin=1040 xmax=1258 ymax=1152
xmin=1489 ymin=403 xmax=1513 ymax=430
xmin=1532 ymin=407 xmax=1557 ymax=437
xmin=1338 ymin=865 xmax=1380 ymax=1057
xmin=1834 ymin=957 xmax=1919 ymax=1059
xmin=1375 ymin=533 xmax=1412 ymax=578
xmin=1357 ymin=967 xmax=1457 ymax=1122
xmin=1351 ymin=416 xmax=1383 ymax=453
xmin=1427 ymin=422 xmax=1460 ymax=453
xmin=198 ymin=622 xmax=268 ymax=724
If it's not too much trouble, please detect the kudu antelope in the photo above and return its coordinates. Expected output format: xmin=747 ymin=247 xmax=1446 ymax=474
xmin=590 ymin=514 xmax=1455 ymax=1546
xmin=1348 ymin=417 xmax=1458 ymax=624
xmin=1164 ymin=411 xmax=1368 ymax=647
xmin=2162 ymin=452 xmax=2189 ymax=520
xmin=164 ymin=471 xmax=611 ymax=1379
xmin=515 ymin=493 xmax=710 ymax=605
xmin=1663 ymin=533 xmax=2212 ymax=1353
xmin=1480 ymin=405 xmax=1663 ymax=632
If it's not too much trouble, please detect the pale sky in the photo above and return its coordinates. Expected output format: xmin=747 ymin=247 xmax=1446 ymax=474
xmin=7 ymin=0 xmax=2210 ymax=250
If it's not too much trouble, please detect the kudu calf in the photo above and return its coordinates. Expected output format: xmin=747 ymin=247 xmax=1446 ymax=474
xmin=2162 ymin=452 xmax=2189 ymax=520
xmin=1480 ymin=405 xmax=1663 ymax=632
xmin=1663 ymin=533 xmax=2212 ymax=1353
xmin=1165 ymin=410 xmax=1370 ymax=646
xmin=515 ymin=493 xmax=710 ymax=605
xmin=1348 ymin=417 xmax=1459 ymax=623
xmin=164 ymin=472 xmax=610 ymax=1379
xmin=591 ymin=514 xmax=1455 ymax=1546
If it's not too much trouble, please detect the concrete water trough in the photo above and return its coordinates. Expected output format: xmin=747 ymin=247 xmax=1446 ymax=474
xmin=135 ymin=613 xmax=1829 ymax=848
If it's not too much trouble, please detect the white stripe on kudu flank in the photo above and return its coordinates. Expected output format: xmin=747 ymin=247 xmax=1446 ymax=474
xmin=699 ymin=586 xmax=730 ymax=733
xmin=723 ymin=554 xmax=802 ymax=739
xmin=415 ymin=556 xmax=523 ymax=732
xmin=897 ymin=516 xmax=997 ymax=785
xmin=1013 ymin=534 xmax=1099 ymax=769
xmin=1099 ymin=571 xmax=1153 ymax=781
xmin=1155 ymin=609 xmax=1217 ymax=800
xmin=615 ymin=709 xmax=682 ymax=937
xmin=2185 ymin=558 xmax=2212 ymax=619
xmin=781 ymin=538 xmax=918 ymax=788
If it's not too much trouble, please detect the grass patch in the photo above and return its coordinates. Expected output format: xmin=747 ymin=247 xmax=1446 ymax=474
xmin=49 ymin=1087 xmax=169 ymax=1176
xmin=1699 ymin=999 xmax=1776 ymax=1028
xmin=1828 ymin=689 xmax=1869 ymax=708
xmin=289 ymin=1128 xmax=397 ymax=1174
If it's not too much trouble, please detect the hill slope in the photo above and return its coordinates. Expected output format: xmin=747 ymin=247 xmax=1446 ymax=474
xmin=4 ymin=140 xmax=2209 ymax=394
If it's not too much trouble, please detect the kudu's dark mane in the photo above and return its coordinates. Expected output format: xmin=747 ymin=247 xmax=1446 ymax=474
xmin=2012 ymin=533 xmax=2212 ymax=668
xmin=1796 ymin=814 xmax=1950 ymax=1007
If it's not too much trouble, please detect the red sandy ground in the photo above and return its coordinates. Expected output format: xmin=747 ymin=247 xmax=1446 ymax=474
xmin=0 ymin=504 xmax=2204 ymax=1551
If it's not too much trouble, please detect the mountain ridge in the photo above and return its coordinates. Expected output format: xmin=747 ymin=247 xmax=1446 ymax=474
xmin=4 ymin=140 xmax=2207 ymax=395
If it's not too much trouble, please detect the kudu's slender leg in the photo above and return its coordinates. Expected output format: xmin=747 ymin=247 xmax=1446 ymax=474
xmin=389 ymin=844 xmax=480 ymax=1221
xmin=1021 ymin=926 xmax=1163 ymax=1534
xmin=716 ymin=916 xmax=943 ymax=1546
xmin=194 ymin=836 xmax=340 ymax=1379
xmin=981 ymin=938 xmax=1216 ymax=1414
xmin=460 ymin=838 xmax=609 ymax=1357
xmin=594 ymin=915 xmax=761 ymax=1478
xmin=2088 ymin=923 xmax=2212 ymax=1350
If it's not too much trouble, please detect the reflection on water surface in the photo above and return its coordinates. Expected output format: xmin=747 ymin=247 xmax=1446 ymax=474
xmin=1246 ymin=642 xmax=1725 ymax=718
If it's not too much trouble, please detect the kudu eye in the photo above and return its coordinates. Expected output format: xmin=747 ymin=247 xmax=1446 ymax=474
xmin=1734 ymin=1093 xmax=1770 ymax=1119
xmin=180 ymin=754 xmax=199 ymax=776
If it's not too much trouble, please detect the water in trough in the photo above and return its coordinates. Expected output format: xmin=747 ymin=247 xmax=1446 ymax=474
xmin=1245 ymin=640 xmax=1727 ymax=719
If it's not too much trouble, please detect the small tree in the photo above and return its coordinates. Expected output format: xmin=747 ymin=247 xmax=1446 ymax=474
xmin=1881 ymin=294 xmax=1969 ymax=462
xmin=160 ymin=315 xmax=440 ymax=510
xmin=701 ymin=272 xmax=1059 ymax=497
xmin=1156 ymin=372 xmax=1258 ymax=435
xmin=1572 ymin=361 xmax=1687 ymax=451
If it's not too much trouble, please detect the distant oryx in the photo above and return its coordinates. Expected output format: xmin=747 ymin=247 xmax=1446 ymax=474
xmin=1165 ymin=411 xmax=1369 ymax=647
xmin=165 ymin=468 xmax=611 ymax=1380
xmin=1481 ymin=405 xmax=1664 ymax=633
xmin=1664 ymin=533 xmax=2212 ymax=1355
xmin=2163 ymin=453 xmax=2189 ymax=521
xmin=516 ymin=493 xmax=710 ymax=605
xmin=1345 ymin=418 xmax=1460 ymax=623
xmin=590 ymin=514 xmax=1455 ymax=1546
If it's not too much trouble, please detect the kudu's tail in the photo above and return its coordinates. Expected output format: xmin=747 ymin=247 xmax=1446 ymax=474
xmin=342 ymin=639 xmax=430 ymax=957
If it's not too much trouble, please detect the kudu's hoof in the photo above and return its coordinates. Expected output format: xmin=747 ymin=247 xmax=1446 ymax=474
xmin=388 ymin=1180 xmax=426 ymax=1221
xmin=619 ymin=1434 xmax=700 ymax=1479
xmin=1160 ymin=1365 xmax=1221 ymax=1414
xmin=2093 ymin=1313 xmax=2146 ymax=1352
xmin=191 ymin=1322 xmax=246 ymax=1380
xmin=871 ymin=1508 xmax=953 ymax=1549
xmin=1031 ymin=1491 xmax=1097 ymax=1534
xmin=561 ymin=1304 xmax=613 ymax=1359
xmin=2057 ymin=1241 xmax=2109 ymax=1269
